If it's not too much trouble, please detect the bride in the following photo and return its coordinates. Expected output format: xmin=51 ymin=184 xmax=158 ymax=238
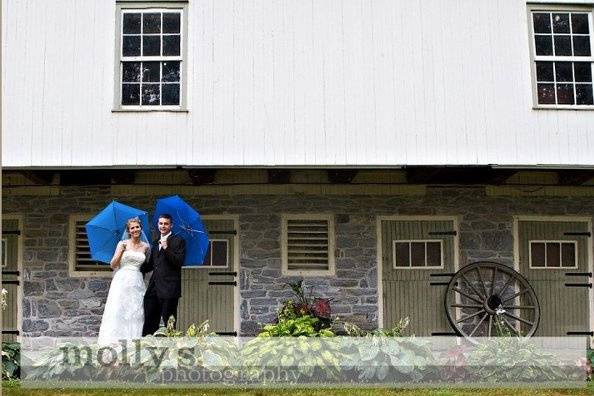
xmin=97 ymin=217 xmax=150 ymax=345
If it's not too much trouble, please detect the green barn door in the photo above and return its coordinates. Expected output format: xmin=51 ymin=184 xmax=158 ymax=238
xmin=177 ymin=219 xmax=236 ymax=335
xmin=2 ymin=219 xmax=21 ymax=342
xmin=381 ymin=219 xmax=457 ymax=336
xmin=518 ymin=220 xmax=590 ymax=337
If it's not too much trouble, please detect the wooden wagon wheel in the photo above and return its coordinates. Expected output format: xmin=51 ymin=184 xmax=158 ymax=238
xmin=444 ymin=261 xmax=540 ymax=342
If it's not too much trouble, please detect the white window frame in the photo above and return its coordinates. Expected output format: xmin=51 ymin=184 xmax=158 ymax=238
xmin=528 ymin=4 xmax=594 ymax=109
xmin=113 ymin=1 xmax=188 ymax=111
xmin=392 ymin=239 xmax=444 ymax=270
xmin=281 ymin=213 xmax=336 ymax=277
xmin=68 ymin=214 xmax=112 ymax=278
xmin=528 ymin=240 xmax=578 ymax=269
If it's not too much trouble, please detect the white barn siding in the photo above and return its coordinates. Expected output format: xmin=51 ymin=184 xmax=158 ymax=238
xmin=3 ymin=0 xmax=594 ymax=167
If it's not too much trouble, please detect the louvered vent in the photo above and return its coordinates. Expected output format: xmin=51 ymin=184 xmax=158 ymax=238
xmin=284 ymin=216 xmax=334 ymax=273
xmin=74 ymin=220 xmax=109 ymax=272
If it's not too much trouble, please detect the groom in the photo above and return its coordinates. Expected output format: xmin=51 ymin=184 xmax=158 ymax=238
xmin=141 ymin=214 xmax=186 ymax=336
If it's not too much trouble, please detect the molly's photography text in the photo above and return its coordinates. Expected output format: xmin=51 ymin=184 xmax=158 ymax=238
xmin=7 ymin=281 xmax=591 ymax=387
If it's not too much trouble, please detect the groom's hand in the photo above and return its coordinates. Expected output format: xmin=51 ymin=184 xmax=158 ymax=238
xmin=160 ymin=239 xmax=168 ymax=250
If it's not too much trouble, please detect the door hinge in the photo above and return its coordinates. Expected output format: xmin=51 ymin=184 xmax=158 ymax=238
xmin=208 ymin=281 xmax=237 ymax=286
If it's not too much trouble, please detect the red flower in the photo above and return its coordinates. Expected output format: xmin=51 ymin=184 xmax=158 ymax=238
xmin=312 ymin=298 xmax=331 ymax=319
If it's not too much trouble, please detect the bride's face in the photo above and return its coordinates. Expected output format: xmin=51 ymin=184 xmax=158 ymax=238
xmin=128 ymin=221 xmax=142 ymax=239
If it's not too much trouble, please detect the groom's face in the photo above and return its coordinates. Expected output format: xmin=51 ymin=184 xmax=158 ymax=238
xmin=158 ymin=217 xmax=172 ymax=236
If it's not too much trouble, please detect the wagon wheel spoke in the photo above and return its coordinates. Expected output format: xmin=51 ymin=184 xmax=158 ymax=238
xmin=469 ymin=313 xmax=488 ymax=337
xmin=461 ymin=273 xmax=485 ymax=300
xmin=497 ymin=272 xmax=515 ymax=297
xmin=456 ymin=309 xmax=486 ymax=324
xmin=503 ymin=311 xmax=534 ymax=327
xmin=502 ymin=288 xmax=529 ymax=303
xmin=490 ymin=267 xmax=497 ymax=296
xmin=488 ymin=315 xmax=493 ymax=337
xmin=450 ymin=304 xmax=483 ymax=309
xmin=453 ymin=287 xmax=483 ymax=305
xmin=475 ymin=267 xmax=489 ymax=299
xmin=502 ymin=305 xmax=536 ymax=310
xmin=501 ymin=315 xmax=521 ymax=336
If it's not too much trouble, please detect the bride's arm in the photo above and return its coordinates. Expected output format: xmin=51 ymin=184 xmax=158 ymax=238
xmin=110 ymin=240 xmax=126 ymax=270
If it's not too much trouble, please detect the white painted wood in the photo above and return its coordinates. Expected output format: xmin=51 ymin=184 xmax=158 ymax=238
xmin=5 ymin=0 xmax=594 ymax=167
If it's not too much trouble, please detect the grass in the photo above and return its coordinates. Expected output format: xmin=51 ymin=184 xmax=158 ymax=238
xmin=2 ymin=382 xmax=594 ymax=396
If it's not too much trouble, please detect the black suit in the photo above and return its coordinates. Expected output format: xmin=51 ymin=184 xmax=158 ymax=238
xmin=141 ymin=234 xmax=185 ymax=336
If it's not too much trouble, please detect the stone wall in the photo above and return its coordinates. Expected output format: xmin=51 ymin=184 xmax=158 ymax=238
xmin=3 ymin=186 xmax=594 ymax=336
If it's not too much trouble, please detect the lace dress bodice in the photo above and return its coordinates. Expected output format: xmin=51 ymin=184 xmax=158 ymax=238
xmin=119 ymin=250 xmax=146 ymax=271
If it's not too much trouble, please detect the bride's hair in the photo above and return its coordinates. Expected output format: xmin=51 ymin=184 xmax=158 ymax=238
xmin=126 ymin=217 xmax=142 ymax=237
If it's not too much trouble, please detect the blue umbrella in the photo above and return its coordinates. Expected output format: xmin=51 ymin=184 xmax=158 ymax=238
xmin=85 ymin=201 xmax=149 ymax=264
xmin=154 ymin=195 xmax=209 ymax=266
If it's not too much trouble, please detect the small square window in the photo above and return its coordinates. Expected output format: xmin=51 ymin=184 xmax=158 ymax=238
xmin=529 ymin=240 xmax=577 ymax=269
xmin=393 ymin=240 xmax=443 ymax=269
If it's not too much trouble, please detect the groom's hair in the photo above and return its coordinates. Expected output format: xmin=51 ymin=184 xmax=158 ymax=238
xmin=159 ymin=213 xmax=173 ymax=223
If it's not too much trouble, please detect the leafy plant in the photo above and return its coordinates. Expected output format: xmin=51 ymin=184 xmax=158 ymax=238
xmin=466 ymin=336 xmax=579 ymax=382
xmin=2 ymin=341 xmax=20 ymax=380
xmin=339 ymin=319 xmax=434 ymax=382
xmin=342 ymin=317 xmax=410 ymax=337
xmin=275 ymin=280 xmax=333 ymax=333
xmin=259 ymin=315 xmax=334 ymax=338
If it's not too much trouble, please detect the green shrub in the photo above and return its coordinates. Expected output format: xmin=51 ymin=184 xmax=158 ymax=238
xmin=2 ymin=341 xmax=20 ymax=380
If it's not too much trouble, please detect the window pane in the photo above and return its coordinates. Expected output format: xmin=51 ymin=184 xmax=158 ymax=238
xmin=142 ymin=62 xmax=160 ymax=82
xmin=536 ymin=61 xmax=554 ymax=81
xmin=531 ymin=243 xmax=545 ymax=267
xmin=537 ymin=83 xmax=556 ymax=104
xmin=572 ymin=14 xmax=590 ymax=34
xmin=555 ymin=62 xmax=573 ymax=82
xmin=554 ymin=35 xmax=572 ymax=56
xmin=394 ymin=242 xmax=409 ymax=267
xmin=546 ymin=243 xmax=561 ymax=267
xmin=163 ymin=35 xmax=181 ymax=56
xmin=163 ymin=13 xmax=181 ymax=33
xmin=576 ymin=84 xmax=594 ymax=105
xmin=211 ymin=241 xmax=228 ymax=267
xmin=142 ymin=84 xmax=160 ymax=105
xmin=123 ymin=13 xmax=141 ymax=34
xmin=557 ymin=83 xmax=575 ymax=104
xmin=143 ymin=13 xmax=161 ymax=34
xmin=410 ymin=242 xmax=425 ymax=267
xmin=552 ymin=13 xmax=570 ymax=33
xmin=122 ymin=84 xmax=140 ymax=105
xmin=573 ymin=36 xmax=591 ymax=56
xmin=122 ymin=35 xmax=141 ymax=57
xmin=426 ymin=242 xmax=441 ymax=267
xmin=533 ymin=13 xmax=551 ymax=34
xmin=535 ymin=35 xmax=553 ymax=56
xmin=143 ymin=35 xmax=161 ymax=56
xmin=574 ymin=62 xmax=592 ymax=82
xmin=162 ymin=84 xmax=180 ymax=105
xmin=122 ymin=62 xmax=141 ymax=82
xmin=561 ymin=243 xmax=576 ymax=268
xmin=162 ymin=61 xmax=180 ymax=82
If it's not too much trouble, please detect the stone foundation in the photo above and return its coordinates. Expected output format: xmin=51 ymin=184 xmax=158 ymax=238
xmin=3 ymin=185 xmax=594 ymax=336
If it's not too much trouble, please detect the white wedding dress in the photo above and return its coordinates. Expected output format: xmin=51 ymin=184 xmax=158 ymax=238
xmin=97 ymin=250 xmax=147 ymax=345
